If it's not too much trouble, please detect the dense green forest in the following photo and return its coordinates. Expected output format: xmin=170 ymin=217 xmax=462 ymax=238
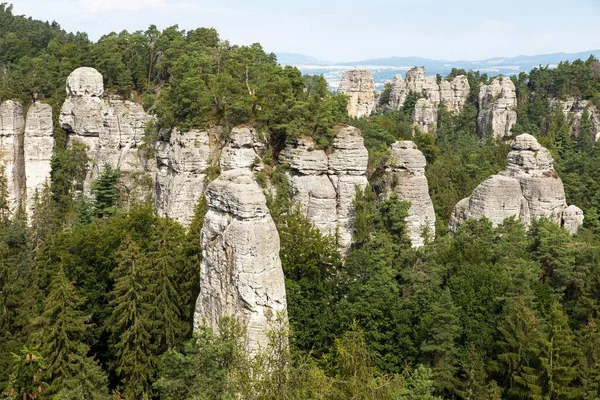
xmin=1 ymin=3 xmax=600 ymax=399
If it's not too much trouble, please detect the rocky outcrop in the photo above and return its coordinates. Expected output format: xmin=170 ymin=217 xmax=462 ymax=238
xmin=0 ymin=100 xmax=25 ymax=213
xmin=376 ymin=141 xmax=435 ymax=247
xmin=24 ymin=102 xmax=54 ymax=215
xmin=280 ymin=125 xmax=369 ymax=251
xmin=388 ymin=67 xmax=470 ymax=134
xmin=60 ymin=67 xmax=153 ymax=190
xmin=552 ymin=98 xmax=600 ymax=142
xmin=477 ymin=77 xmax=517 ymax=139
xmin=450 ymin=134 xmax=583 ymax=233
xmin=194 ymin=169 xmax=287 ymax=354
xmin=412 ymin=98 xmax=438 ymax=134
xmin=337 ymin=69 xmax=375 ymax=119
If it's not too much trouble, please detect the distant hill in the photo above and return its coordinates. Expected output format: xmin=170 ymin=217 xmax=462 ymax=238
xmin=277 ymin=50 xmax=600 ymax=88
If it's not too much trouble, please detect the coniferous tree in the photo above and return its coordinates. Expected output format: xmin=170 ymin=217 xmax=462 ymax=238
xmin=38 ymin=269 xmax=110 ymax=398
xmin=493 ymin=298 xmax=543 ymax=399
xmin=91 ymin=164 xmax=121 ymax=218
xmin=109 ymin=237 xmax=155 ymax=398
xmin=539 ymin=302 xmax=581 ymax=399
xmin=578 ymin=317 xmax=600 ymax=399
xmin=420 ymin=288 xmax=462 ymax=398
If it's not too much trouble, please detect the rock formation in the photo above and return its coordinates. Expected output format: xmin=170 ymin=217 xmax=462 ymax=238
xmin=280 ymin=125 xmax=369 ymax=251
xmin=0 ymin=100 xmax=25 ymax=213
xmin=450 ymin=134 xmax=583 ymax=233
xmin=194 ymin=169 xmax=287 ymax=354
xmin=337 ymin=69 xmax=375 ymax=119
xmin=155 ymin=128 xmax=216 ymax=225
xmin=412 ymin=98 xmax=438 ymax=134
xmin=60 ymin=67 xmax=153 ymax=189
xmin=477 ymin=77 xmax=517 ymax=139
xmin=388 ymin=67 xmax=470 ymax=134
xmin=375 ymin=141 xmax=436 ymax=247
xmin=220 ymin=126 xmax=264 ymax=171
xmin=552 ymin=98 xmax=600 ymax=142
xmin=24 ymin=102 xmax=54 ymax=215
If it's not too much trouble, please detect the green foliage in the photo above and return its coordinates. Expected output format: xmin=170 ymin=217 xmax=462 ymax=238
xmin=4 ymin=346 xmax=47 ymax=400
xmin=91 ymin=164 xmax=121 ymax=218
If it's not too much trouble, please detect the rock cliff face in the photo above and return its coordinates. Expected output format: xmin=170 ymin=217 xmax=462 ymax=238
xmin=552 ymin=98 xmax=600 ymax=142
xmin=376 ymin=141 xmax=436 ymax=247
xmin=60 ymin=67 xmax=153 ymax=189
xmin=280 ymin=125 xmax=369 ymax=251
xmin=0 ymin=100 xmax=25 ymax=213
xmin=194 ymin=169 xmax=287 ymax=353
xmin=220 ymin=127 xmax=264 ymax=171
xmin=450 ymin=134 xmax=583 ymax=233
xmin=388 ymin=67 xmax=470 ymax=134
xmin=477 ymin=77 xmax=517 ymax=139
xmin=24 ymin=102 xmax=54 ymax=215
xmin=337 ymin=69 xmax=375 ymax=119
xmin=155 ymin=128 xmax=216 ymax=225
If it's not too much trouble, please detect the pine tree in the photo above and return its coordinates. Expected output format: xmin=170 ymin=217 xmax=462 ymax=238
xmin=38 ymin=269 xmax=110 ymax=398
xmin=420 ymin=288 xmax=462 ymax=398
xmin=577 ymin=317 xmax=600 ymax=399
xmin=539 ymin=302 xmax=581 ymax=399
xmin=4 ymin=346 xmax=47 ymax=400
xmin=109 ymin=237 xmax=155 ymax=398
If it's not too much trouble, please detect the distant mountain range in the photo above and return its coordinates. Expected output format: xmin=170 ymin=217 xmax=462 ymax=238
xmin=276 ymin=50 xmax=600 ymax=89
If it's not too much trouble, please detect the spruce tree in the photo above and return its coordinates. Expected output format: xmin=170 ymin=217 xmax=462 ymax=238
xmin=91 ymin=164 xmax=121 ymax=218
xmin=539 ymin=302 xmax=581 ymax=399
xmin=493 ymin=297 xmax=543 ymax=399
xmin=578 ymin=317 xmax=600 ymax=399
xmin=38 ymin=269 xmax=110 ymax=399
xmin=109 ymin=237 xmax=155 ymax=398
xmin=420 ymin=288 xmax=462 ymax=398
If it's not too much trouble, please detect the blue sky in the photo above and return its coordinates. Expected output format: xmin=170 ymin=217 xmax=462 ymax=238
xmin=11 ymin=0 xmax=600 ymax=61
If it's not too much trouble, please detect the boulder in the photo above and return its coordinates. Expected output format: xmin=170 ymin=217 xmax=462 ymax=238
xmin=477 ymin=76 xmax=517 ymax=138
xmin=562 ymin=205 xmax=584 ymax=234
xmin=194 ymin=169 xmax=287 ymax=354
xmin=337 ymin=69 xmax=375 ymax=119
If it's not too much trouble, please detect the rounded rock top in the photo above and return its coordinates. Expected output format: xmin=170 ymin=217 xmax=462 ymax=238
xmin=66 ymin=67 xmax=104 ymax=97
xmin=511 ymin=133 xmax=542 ymax=151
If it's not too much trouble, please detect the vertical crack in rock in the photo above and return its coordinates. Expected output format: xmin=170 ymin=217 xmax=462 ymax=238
xmin=194 ymin=169 xmax=287 ymax=354
xmin=450 ymin=134 xmax=583 ymax=234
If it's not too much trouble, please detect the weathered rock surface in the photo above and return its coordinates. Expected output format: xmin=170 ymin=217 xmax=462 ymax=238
xmin=220 ymin=126 xmax=264 ymax=171
xmin=155 ymin=128 xmax=215 ymax=225
xmin=60 ymin=67 xmax=153 ymax=189
xmin=194 ymin=169 xmax=287 ymax=353
xmin=450 ymin=134 xmax=583 ymax=233
xmin=280 ymin=125 xmax=369 ymax=251
xmin=477 ymin=77 xmax=517 ymax=138
xmin=562 ymin=205 xmax=584 ymax=234
xmin=551 ymin=98 xmax=600 ymax=142
xmin=24 ymin=102 xmax=53 ymax=215
xmin=377 ymin=141 xmax=436 ymax=247
xmin=412 ymin=98 xmax=438 ymax=134
xmin=338 ymin=69 xmax=375 ymax=119
xmin=0 ymin=100 xmax=25 ymax=213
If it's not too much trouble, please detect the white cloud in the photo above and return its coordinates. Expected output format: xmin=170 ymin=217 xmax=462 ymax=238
xmin=81 ymin=0 xmax=165 ymax=13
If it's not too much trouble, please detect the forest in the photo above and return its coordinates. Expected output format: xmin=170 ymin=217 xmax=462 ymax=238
xmin=1 ymin=3 xmax=600 ymax=399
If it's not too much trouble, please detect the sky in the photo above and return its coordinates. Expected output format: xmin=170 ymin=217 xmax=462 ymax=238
xmin=10 ymin=0 xmax=600 ymax=62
